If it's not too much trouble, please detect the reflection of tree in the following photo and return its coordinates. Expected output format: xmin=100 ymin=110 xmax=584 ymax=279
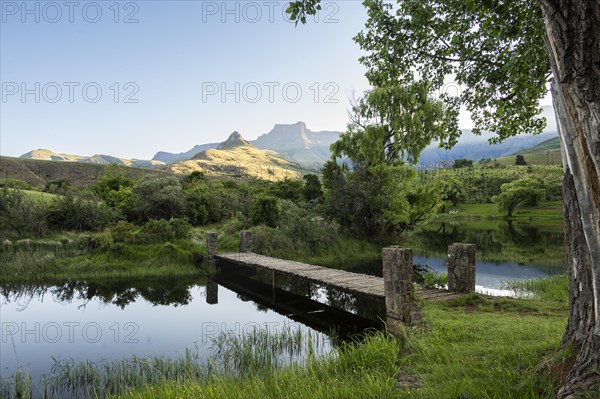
xmin=406 ymin=223 xmax=465 ymax=254
xmin=405 ymin=222 xmax=566 ymax=268
xmin=0 ymin=277 xmax=206 ymax=309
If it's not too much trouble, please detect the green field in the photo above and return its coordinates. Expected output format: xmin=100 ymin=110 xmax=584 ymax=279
xmin=22 ymin=189 xmax=58 ymax=203
xmin=0 ymin=156 xmax=171 ymax=189
xmin=494 ymin=137 xmax=562 ymax=166
xmin=436 ymin=201 xmax=564 ymax=221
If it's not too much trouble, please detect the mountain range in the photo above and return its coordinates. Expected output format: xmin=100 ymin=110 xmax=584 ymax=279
xmin=18 ymin=106 xmax=560 ymax=175
xmin=164 ymin=131 xmax=303 ymax=181
xmin=152 ymin=122 xmax=339 ymax=165
xmin=19 ymin=149 xmax=166 ymax=169
xmin=150 ymin=107 xmax=559 ymax=166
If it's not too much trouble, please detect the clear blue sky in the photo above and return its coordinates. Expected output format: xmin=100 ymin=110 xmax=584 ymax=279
xmin=1 ymin=1 xmax=373 ymax=159
xmin=0 ymin=1 xmax=551 ymax=159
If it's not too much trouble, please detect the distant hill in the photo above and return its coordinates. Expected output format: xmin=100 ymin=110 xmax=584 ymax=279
xmin=20 ymin=149 xmax=88 ymax=162
xmin=19 ymin=149 xmax=165 ymax=169
xmin=418 ymin=105 xmax=559 ymax=165
xmin=490 ymin=137 xmax=562 ymax=166
xmin=418 ymin=131 xmax=559 ymax=165
xmin=153 ymin=143 xmax=219 ymax=164
xmin=252 ymin=122 xmax=341 ymax=165
xmin=153 ymin=122 xmax=342 ymax=166
xmin=514 ymin=137 xmax=561 ymax=155
xmin=0 ymin=156 xmax=170 ymax=188
xmin=165 ymin=132 xmax=306 ymax=181
xmin=153 ymin=108 xmax=559 ymax=167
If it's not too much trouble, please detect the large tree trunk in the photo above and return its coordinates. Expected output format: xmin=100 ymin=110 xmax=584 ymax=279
xmin=540 ymin=0 xmax=600 ymax=396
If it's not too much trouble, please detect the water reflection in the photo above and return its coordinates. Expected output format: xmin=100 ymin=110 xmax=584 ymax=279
xmin=0 ymin=272 xmax=384 ymax=396
xmin=0 ymin=277 xmax=202 ymax=310
xmin=404 ymin=221 xmax=566 ymax=271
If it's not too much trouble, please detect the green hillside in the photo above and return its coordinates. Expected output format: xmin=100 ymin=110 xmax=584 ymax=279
xmin=0 ymin=156 xmax=172 ymax=188
xmin=493 ymin=137 xmax=562 ymax=166
xmin=515 ymin=137 xmax=561 ymax=155
xmin=166 ymin=132 xmax=308 ymax=181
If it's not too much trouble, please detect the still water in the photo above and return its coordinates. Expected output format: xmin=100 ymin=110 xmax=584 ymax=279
xmin=0 ymin=220 xmax=565 ymax=397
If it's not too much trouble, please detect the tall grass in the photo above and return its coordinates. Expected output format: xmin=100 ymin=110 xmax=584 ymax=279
xmin=116 ymin=331 xmax=400 ymax=399
xmin=504 ymin=275 xmax=569 ymax=302
xmin=0 ymin=240 xmax=205 ymax=282
xmin=0 ymin=370 xmax=32 ymax=399
xmin=0 ymin=245 xmax=81 ymax=281
xmin=0 ymin=325 xmax=329 ymax=399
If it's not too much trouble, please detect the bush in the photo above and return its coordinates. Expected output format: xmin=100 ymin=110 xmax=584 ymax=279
xmin=302 ymin=174 xmax=324 ymax=203
xmin=422 ymin=270 xmax=448 ymax=289
xmin=138 ymin=219 xmax=192 ymax=243
xmin=270 ymin=178 xmax=304 ymax=203
xmin=453 ymin=159 xmax=473 ymax=168
xmin=250 ymin=195 xmax=280 ymax=227
xmin=131 ymin=176 xmax=186 ymax=222
xmin=0 ymin=179 xmax=32 ymax=190
xmin=46 ymin=193 xmax=118 ymax=231
xmin=277 ymin=201 xmax=337 ymax=254
xmin=0 ymin=187 xmax=47 ymax=238
xmin=44 ymin=180 xmax=71 ymax=194
xmin=109 ymin=221 xmax=138 ymax=243
xmin=184 ymin=183 xmax=227 ymax=225
xmin=91 ymin=166 xmax=136 ymax=217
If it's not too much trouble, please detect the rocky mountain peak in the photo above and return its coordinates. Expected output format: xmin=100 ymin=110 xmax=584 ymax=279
xmin=217 ymin=131 xmax=251 ymax=150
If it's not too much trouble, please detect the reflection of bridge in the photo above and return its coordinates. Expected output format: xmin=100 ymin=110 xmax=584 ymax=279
xmin=210 ymin=263 xmax=384 ymax=339
xmin=207 ymin=231 xmax=480 ymax=334
xmin=215 ymin=252 xmax=463 ymax=301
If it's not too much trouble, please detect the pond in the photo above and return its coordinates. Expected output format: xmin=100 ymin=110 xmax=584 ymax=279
xmin=0 ymin=220 xmax=566 ymax=397
xmin=332 ymin=220 xmax=566 ymax=295
xmin=0 ymin=270 xmax=384 ymax=398
xmin=406 ymin=220 xmax=566 ymax=294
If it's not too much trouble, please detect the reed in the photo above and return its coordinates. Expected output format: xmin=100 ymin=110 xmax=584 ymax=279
xmin=0 ymin=325 xmax=329 ymax=399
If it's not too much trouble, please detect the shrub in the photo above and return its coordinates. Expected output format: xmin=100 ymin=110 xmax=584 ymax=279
xmin=109 ymin=221 xmax=138 ymax=243
xmin=0 ymin=179 xmax=32 ymax=190
xmin=302 ymin=174 xmax=324 ymax=203
xmin=44 ymin=180 xmax=71 ymax=194
xmin=131 ymin=176 xmax=186 ymax=222
xmin=250 ymin=195 xmax=280 ymax=227
xmin=138 ymin=219 xmax=192 ymax=243
xmin=0 ymin=187 xmax=47 ymax=238
xmin=270 ymin=178 xmax=304 ymax=203
xmin=453 ymin=159 xmax=473 ymax=168
xmin=515 ymin=155 xmax=527 ymax=165
xmin=422 ymin=270 xmax=448 ymax=289
xmin=46 ymin=193 xmax=118 ymax=231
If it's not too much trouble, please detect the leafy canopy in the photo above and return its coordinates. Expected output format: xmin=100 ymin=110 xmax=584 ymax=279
xmin=493 ymin=178 xmax=546 ymax=217
xmin=288 ymin=0 xmax=550 ymax=146
xmin=333 ymin=83 xmax=451 ymax=165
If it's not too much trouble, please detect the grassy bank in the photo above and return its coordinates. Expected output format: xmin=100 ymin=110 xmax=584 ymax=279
xmin=435 ymin=201 xmax=564 ymax=221
xmin=0 ymin=238 xmax=205 ymax=282
xmin=111 ymin=277 xmax=570 ymax=399
xmin=0 ymin=276 xmax=574 ymax=399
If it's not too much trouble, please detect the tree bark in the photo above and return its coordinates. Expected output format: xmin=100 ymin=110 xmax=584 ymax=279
xmin=540 ymin=0 xmax=600 ymax=396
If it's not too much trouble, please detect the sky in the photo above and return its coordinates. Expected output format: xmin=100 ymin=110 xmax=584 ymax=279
xmin=0 ymin=1 xmax=552 ymax=160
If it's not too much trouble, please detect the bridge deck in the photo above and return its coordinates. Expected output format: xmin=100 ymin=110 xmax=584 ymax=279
xmin=216 ymin=252 xmax=463 ymax=301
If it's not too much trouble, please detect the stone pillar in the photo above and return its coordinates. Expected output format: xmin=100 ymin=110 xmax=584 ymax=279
xmin=382 ymin=247 xmax=415 ymax=334
xmin=447 ymin=243 xmax=476 ymax=293
xmin=206 ymin=279 xmax=218 ymax=305
xmin=205 ymin=232 xmax=218 ymax=260
xmin=239 ymin=230 xmax=253 ymax=253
